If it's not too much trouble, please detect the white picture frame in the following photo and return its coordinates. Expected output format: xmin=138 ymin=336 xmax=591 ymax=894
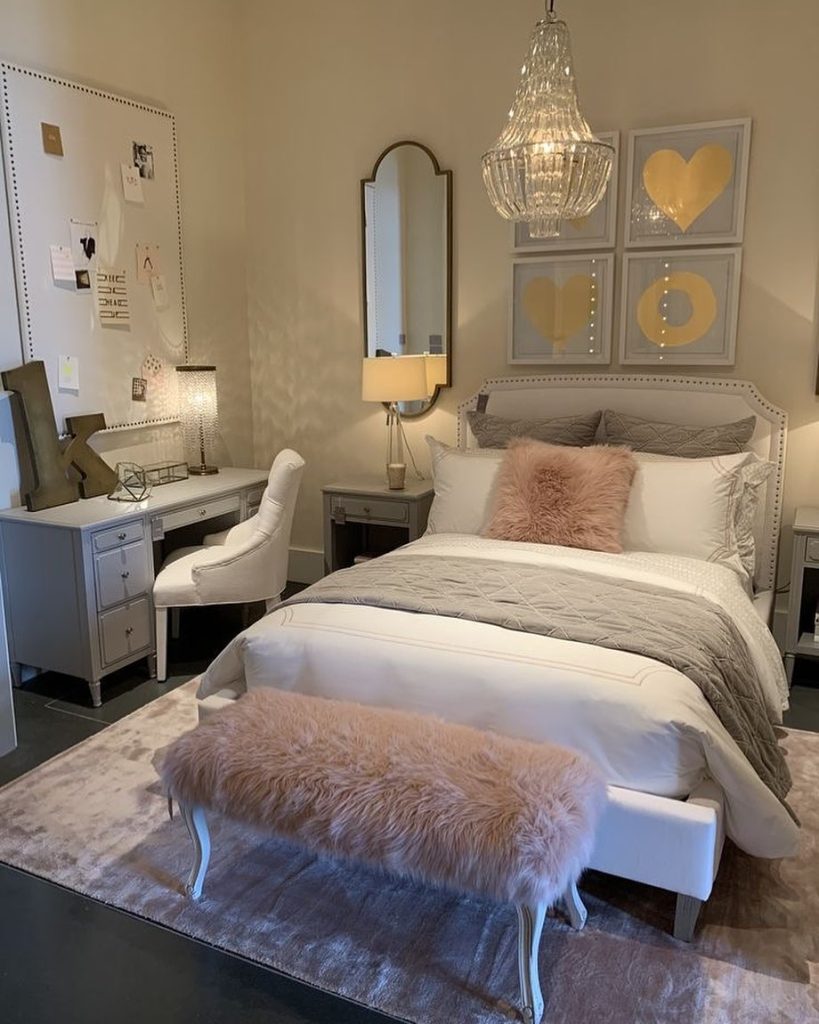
xmin=619 ymin=247 xmax=741 ymax=366
xmin=625 ymin=118 xmax=751 ymax=248
xmin=509 ymin=253 xmax=614 ymax=365
xmin=511 ymin=132 xmax=619 ymax=253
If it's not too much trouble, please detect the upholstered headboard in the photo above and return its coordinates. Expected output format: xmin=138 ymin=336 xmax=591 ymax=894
xmin=457 ymin=374 xmax=787 ymax=592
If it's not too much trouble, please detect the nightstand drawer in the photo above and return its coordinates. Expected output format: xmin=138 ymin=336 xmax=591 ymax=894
xmin=330 ymin=496 xmax=408 ymax=523
xmin=99 ymin=597 xmax=151 ymax=666
xmin=93 ymin=521 xmax=144 ymax=552
xmin=806 ymin=538 xmax=819 ymax=563
xmin=95 ymin=541 xmax=150 ymax=610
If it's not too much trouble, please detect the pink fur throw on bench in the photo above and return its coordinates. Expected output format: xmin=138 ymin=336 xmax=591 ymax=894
xmin=158 ymin=688 xmax=605 ymax=907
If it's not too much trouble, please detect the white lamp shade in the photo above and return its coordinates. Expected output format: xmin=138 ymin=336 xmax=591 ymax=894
xmin=424 ymin=354 xmax=447 ymax=393
xmin=362 ymin=356 xmax=429 ymax=403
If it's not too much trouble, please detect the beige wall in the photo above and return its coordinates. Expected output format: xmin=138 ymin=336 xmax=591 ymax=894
xmin=241 ymin=0 xmax=819 ymax=579
xmin=0 ymin=0 xmax=254 ymax=489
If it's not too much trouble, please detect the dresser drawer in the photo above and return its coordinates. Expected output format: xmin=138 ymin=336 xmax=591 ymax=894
xmin=245 ymin=485 xmax=265 ymax=514
xmin=99 ymin=597 xmax=151 ymax=667
xmin=330 ymin=496 xmax=408 ymax=524
xmin=806 ymin=538 xmax=819 ymax=563
xmin=93 ymin=520 xmax=144 ymax=552
xmin=95 ymin=541 xmax=150 ymax=611
xmin=154 ymin=494 xmax=241 ymax=535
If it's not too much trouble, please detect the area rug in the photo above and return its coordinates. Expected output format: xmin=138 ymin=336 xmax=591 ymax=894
xmin=0 ymin=682 xmax=816 ymax=1024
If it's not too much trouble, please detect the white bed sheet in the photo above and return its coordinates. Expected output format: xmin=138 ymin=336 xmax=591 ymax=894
xmin=198 ymin=535 xmax=798 ymax=859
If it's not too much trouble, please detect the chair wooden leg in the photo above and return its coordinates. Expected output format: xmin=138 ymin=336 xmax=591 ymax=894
xmin=155 ymin=607 xmax=168 ymax=682
xmin=517 ymin=901 xmax=546 ymax=1024
xmin=170 ymin=607 xmax=181 ymax=640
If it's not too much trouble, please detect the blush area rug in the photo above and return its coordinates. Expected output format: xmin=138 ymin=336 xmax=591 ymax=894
xmin=0 ymin=681 xmax=816 ymax=1024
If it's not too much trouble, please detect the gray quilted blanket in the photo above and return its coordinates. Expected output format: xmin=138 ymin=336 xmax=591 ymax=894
xmin=282 ymin=554 xmax=793 ymax=811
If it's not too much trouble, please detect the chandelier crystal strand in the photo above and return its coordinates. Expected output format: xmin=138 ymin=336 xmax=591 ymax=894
xmin=482 ymin=5 xmax=613 ymax=238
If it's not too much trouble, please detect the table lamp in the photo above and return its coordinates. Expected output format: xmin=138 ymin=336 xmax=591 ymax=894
xmin=176 ymin=365 xmax=219 ymax=475
xmin=424 ymin=353 xmax=448 ymax=396
xmin=362 ymin=356 xmax=428 ymax=489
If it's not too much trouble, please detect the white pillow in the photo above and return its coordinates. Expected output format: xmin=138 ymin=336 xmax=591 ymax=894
xmin=622 ymin=451 xmax=759 ymax=577
xmin=425 ymin=437 xmax=504 ymax=535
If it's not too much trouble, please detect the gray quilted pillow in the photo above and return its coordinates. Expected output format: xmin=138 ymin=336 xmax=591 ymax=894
xmin=467 ymin=410 xmax=602 ymax=449
xmin=601 ymin=410 xmax=755 ymax=457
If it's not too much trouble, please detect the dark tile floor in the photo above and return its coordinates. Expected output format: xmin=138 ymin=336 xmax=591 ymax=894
xmin=1 ymin=603 xmax=818 ymax=1024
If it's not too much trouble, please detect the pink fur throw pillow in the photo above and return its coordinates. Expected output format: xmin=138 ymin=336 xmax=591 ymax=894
xmin=484 ymin=440 xmax=637 ymax=553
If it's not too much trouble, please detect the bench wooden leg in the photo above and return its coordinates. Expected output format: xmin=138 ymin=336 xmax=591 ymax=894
xmin=516 ymin=901 xmax=546 ymax=1024
xmin=561 ymin=880 xmax=587 ymax=930
xmin=180 ymin=803 xmax=211 ymax=900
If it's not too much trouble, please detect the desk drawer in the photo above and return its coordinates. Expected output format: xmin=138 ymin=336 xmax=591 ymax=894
xmin=806 ymin=538 xmax=819 ymax=563
xmin=155 ymin=494 xmax=241 ymax=535
xmin=330 ymin=496 xmax=408 ymax=523
xmin=99 ymin=597 xmax=151 ymax=667
xmin=95 ymin=541 xmax=150 ymax=610
xmin=93 ymin=521 xmax=144 ymax=552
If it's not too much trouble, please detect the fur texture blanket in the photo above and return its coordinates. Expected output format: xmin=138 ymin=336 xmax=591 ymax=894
xmin=158 ymin=689 xmax=606 ymax=908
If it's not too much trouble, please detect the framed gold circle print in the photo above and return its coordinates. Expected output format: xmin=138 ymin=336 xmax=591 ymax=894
xmin=625 ymin=119 xmax=751 ymax=248
xmin=619 ymin=248 xmax=741 ymax=366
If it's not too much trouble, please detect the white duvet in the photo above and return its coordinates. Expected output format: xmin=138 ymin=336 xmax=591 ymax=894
xmin=198 ymin=534 xmax=799 ymax=859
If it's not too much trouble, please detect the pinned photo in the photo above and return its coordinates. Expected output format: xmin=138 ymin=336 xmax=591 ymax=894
xmin=132 ymin=141 xmax=154 ymax=180
xmin=69 ymin=218 xmax=98 ymax=289
xmin=131 ymin=377 xmax=147 ymax=402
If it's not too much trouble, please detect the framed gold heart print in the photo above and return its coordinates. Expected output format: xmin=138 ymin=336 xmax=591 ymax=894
xmin=625 ymin=119 xmax=751 ymax=247
xmin=509 ymin=254 xmax=614 ymax=364
xmin=619 ymin=248 xmax=741 ymax=365
xmin=512 ymin=132 xmax=619 ymax=252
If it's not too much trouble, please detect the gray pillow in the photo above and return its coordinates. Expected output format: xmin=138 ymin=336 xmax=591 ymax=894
xmin=467 ymin=409 xmax=602 ymax=449
xmin=601 ymin=410 xmax=755 ymax=458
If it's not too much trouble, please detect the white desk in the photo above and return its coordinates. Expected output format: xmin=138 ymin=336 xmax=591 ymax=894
xmin=0 ymin=468 xmax=267 ymax=706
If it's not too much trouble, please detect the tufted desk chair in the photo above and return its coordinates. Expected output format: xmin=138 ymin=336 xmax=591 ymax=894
xmin=152 ymin=449 xmax=305 ymax=682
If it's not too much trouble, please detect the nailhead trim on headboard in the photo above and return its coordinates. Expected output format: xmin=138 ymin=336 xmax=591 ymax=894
xmin=457 ymin=374 xmax=787 ymax=592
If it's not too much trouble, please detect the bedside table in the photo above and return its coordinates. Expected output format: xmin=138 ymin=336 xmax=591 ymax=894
xmin=784 ymin=506 xmax=819 ymax=684
xmin=322 ymin=478 xmax=434 ymax=575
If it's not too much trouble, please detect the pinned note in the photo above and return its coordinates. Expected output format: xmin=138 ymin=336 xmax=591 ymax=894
xmin=96 ymin=267 xmax=130 ymax=326
xmin=58 ymin=355 xmax=80 ymax=391
xmin=121 ymin=162 xmax=144 ymax=203
xmin=50 ymin=244 xmax=75 ymax=284
xmin=150 ymin=273 xmax=169 ymax=310
xmin=136 ymin=242 xmax=160 ymax=283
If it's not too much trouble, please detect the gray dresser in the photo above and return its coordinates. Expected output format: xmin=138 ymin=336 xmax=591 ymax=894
xmin=0 ymin=468 xmax=267 ymax=706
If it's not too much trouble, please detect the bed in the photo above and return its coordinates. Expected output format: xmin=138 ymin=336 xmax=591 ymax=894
xmin=196 ymin=375 xmax=797 ymax=940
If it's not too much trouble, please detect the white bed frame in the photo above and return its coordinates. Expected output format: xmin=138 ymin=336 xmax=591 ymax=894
xmin=457 ymin=374 xmax=787 ymax=939
xmin=199 ymin=374 xmax=787 ymax=942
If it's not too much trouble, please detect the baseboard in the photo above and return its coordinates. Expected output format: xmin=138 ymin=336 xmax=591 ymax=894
xmin=288 ymin=547 xmax=323 ymax=584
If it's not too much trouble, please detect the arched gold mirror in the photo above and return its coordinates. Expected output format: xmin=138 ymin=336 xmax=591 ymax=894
xmin=361 ymin=141 xmax=452 ymax=417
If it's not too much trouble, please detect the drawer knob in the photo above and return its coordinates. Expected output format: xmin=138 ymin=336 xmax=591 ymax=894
xmin=117 ymin=532 xmax=127 ymax=541
xmin=199 ymin=508 xmax=207 ymax=517
xmin=125 ymin=626 xmax=134 ymax=636
xmin=121 ymin=571 xmax=130 ymax=579
xmin=363 ymin=506 xmax=370 ymax=516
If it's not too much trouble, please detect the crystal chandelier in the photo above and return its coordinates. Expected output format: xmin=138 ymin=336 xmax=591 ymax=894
xmin=482 ymin=1 xmax=614 ymax=238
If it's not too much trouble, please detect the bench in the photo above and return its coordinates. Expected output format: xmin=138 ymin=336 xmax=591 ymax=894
xmin=158 ymin=689 xmax=606 ymax=1024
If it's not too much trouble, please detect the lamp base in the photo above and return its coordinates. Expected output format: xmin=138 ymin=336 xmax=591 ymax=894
xmin=188 ymin=464 xmax=219 ymax=475
xmin=387 ymin=463 xmax=406 ymax=490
